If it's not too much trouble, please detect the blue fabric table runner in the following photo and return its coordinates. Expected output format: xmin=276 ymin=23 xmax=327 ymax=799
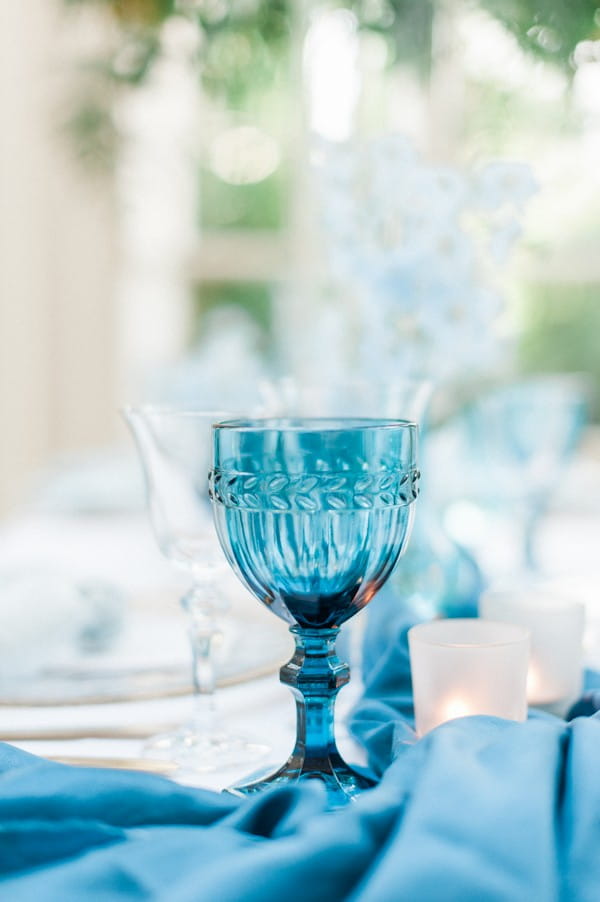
xmin=2 ymin=611 xmax=600 ymax=901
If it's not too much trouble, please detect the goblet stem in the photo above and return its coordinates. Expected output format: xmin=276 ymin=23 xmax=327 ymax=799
xmin=282 ymin=627 xmax=348 ymax=763
xmin=229 ymin=625 xmax=375 ymax=804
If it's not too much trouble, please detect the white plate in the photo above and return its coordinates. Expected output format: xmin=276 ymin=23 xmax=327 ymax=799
xmin=0 ymin=604 xmax=292 ymax=707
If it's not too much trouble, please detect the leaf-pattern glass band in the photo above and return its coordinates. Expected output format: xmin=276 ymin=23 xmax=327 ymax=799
xmin=209 ymin=467 xmax=420 ymax=511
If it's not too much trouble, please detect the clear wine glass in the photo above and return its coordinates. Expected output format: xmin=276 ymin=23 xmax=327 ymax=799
xmin=125 ymin=406 xmax=268 ymax=772
xmin=210 ymin=417 xmax=419 ymax=804
xmin=460 ymin=375 xmax=588 ymax=573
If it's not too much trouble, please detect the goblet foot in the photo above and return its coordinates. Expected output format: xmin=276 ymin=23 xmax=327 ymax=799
xmin=143 ymin=723 xmax=269 ymax=774
xmin=227 ymin=752 xmax=375 ymax=806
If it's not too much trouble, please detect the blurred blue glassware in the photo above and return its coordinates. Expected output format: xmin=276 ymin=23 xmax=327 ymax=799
xmin=210 ymin=418 xmax=419 ymax=804
xmin=263 ymin=377 xmax=481 ymax=620
xmin=462 ymin=375 xmax=588 ymax=571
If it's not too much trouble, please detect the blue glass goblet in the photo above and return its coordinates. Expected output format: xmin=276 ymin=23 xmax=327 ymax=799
xmin=210 ymin=418 xmax=419 ymax=804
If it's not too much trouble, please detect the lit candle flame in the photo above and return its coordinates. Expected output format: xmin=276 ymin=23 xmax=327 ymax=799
xmin=441 ymin=697 xmax=473 ymax=723
xmin=526 ymin=662 xmax=541 ymax=702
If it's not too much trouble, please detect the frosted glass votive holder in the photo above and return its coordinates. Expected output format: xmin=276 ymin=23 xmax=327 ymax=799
xmin=480 ymin=589 xmax=585 ymax=710
xmin=408 ymin=619 xmax=530 ymax=736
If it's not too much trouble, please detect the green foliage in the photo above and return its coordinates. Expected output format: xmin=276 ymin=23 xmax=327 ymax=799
xmin=64 ymin=0 xmax=600 ymax=168
xmin=347 ymin=0 xmax=435 ymax=76
xmin=193 ymin=281 xmax=272 ymax=342
xmin=63 ymin=96 xmax=117 ymax=169
xmin=202 ymin=28 xmax=287 ymax=108
xmin=518 ymin=282 xmax=600 ymax=418
xmin=200 ymin=168 xmax=287 ymax=230
xmin=65 ymin=1 xmax=178 ymax=26
xmin=345 ymin=0 xmax=599 ymax=76
xmin=478 ymin=0 xmax=599 ymax=70
xmin=66 ymin=1 xmax=292 ymax=93
xmin=64 ymin=1 xmax=293 ymax=165
xmin=66 ymin=1 xmax=600 ymax=109
xmin=194 ymin=1 xmax=292 ymax=107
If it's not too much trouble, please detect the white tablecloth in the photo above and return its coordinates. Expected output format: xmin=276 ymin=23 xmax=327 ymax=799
xmin=0 ymin=492 xmax=599 ymax=790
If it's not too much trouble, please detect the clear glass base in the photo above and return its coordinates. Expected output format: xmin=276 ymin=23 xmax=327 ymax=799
xmin=143 ymin=723 xmax=269 ymax=774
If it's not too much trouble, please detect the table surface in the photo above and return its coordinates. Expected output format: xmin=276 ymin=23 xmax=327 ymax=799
xmin=0 ymin=511 xmax=368 ymax=791
xmin=1 ymin=449 xmax=600 ymax=791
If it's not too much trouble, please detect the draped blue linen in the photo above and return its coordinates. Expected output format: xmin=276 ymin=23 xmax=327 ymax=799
xmin=2 ymin=614 xmax=600 ymax=901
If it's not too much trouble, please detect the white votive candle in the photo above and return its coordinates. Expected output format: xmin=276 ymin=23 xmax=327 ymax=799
xmin=480 ymin=589 xmax=585 ymax=710
xmin=408 ymin=618 xmax=530 ymax=736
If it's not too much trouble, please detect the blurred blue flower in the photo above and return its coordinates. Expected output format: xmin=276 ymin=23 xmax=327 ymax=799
xmin=313 ymin=136 xmax=536 ymax=382
xmin=471 ymin=161 xmax=538 ymax=212
xmin=489 ymin=215 xmax=524 ymax=264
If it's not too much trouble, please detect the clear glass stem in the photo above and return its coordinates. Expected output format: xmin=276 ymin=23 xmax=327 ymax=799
xmin=520 ymin=503 xmax=543 ymax=574
xmin=183 ymin=590 xmax=222 ymax=732
xmin=144 ymin=585 xmax=269 ymax=771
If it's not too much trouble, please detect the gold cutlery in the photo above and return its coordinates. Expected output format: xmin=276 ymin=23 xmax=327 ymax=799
xmin=47 ymin=754 xmax=177 ymax=774
xmin=0 ymin=723 xmax=175 ymax=741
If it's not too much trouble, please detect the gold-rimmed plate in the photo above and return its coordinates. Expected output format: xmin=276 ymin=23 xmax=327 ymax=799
xmin=0 ymin=604 xmax=292 ymax=707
